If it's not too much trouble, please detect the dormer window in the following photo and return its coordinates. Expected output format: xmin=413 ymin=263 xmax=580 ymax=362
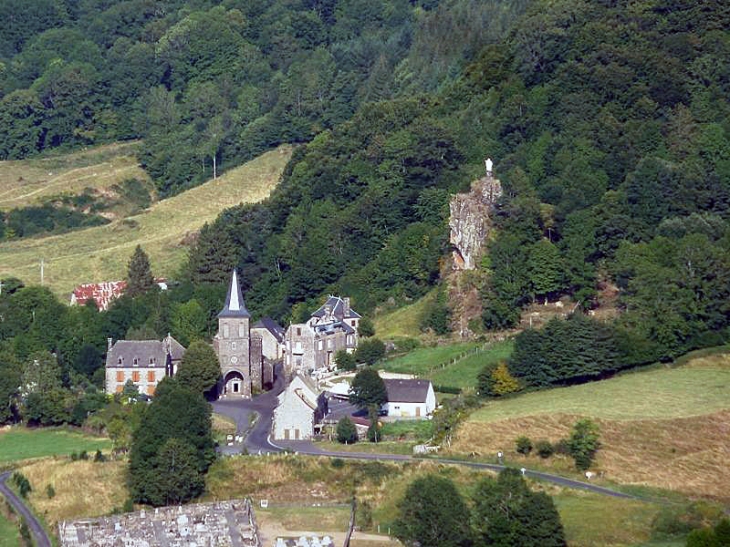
xmin=149 ymin=357 xmax=155 ymax=365
xmin=117 ymin=357 xmax=123 ymax=365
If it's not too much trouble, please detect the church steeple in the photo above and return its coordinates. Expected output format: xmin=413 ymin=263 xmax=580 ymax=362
xmin=218 ymin=270 xmax=251 ymax=318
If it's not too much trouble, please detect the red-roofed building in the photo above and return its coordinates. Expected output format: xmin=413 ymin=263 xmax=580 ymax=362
xmin=70 ymin=281 xmax=127 ymax=311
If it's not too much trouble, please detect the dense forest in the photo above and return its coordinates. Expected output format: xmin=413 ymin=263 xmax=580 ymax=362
xmin=2 ymin=0 xmax=730 ymax=369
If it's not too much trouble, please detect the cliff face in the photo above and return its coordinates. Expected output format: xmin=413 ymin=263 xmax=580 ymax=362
xmin=449 ymin=175 xmax=502 ymax=270
xmin=447 ymin=174 xmax=502 ymax=338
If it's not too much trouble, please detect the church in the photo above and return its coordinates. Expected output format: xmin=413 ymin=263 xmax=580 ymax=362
xmin=213 ymin=270 xmax=275 ymax=398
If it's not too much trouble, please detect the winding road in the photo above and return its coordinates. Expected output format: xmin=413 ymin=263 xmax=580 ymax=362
xmin=0 ymin=471 xmax=52 ymax=547
xmin=212 ymin=373 xmax=645 ymax=502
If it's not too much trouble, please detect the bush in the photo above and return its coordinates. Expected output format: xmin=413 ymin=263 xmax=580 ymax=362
xmin=515 ymin=436 xmax=533 ymax=455
xmin=553 ymin=439 xmax=571 ymax=456
xmin=331 ymin=458 xmax=345 ymax=468
xmin=335 ymin=350 xmax=356 ymax=371
xmin=434 ymin=384 xmax=461 ymax=394
xmin=568 ymin=418 xmax=600 ymax=471
xmin=46 ymin=484 xmax=55 ymax=499
xmin=336 ymin=417 xmax=358 ymax=444
xmin=79 ymin=450 xmax=89 ymax=460
xmin=12 ymin=472 xmax=32 ymax=498
xmin=536 ymin=440 xmax=554 ymax=459
xmin=70 ymin=451 xmax=78 ymax=461
xmin=354 ymin=338 xmax=386 ymax=365
xmin=94 ymin=449 xmax=106 ymax=462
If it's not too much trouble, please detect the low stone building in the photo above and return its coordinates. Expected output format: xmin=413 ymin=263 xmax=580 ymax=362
xmin=272 ymin=374 xmax=327 ymax=440
xmin=59 ymin=499 xmax=261 ymax=547
xmin=104 ymin=335 xmax=185 ymax=396
xmin=251 ymin=317 xmax=285 ymax=360
xmin=383 ymin=378 xmax=436 ymax=418
xmin=284 ymin=296 xmax=360 ymax=375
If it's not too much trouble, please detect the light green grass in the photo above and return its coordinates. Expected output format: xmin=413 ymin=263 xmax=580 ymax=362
xmin=0 ymin=141 xmax=147 ymax=210
xmin=0 ymin=146 xmax=292 ymax=295
xmin=257 ymin=505 xmax=351 ymax=533
xmin=378 ymin=340 xmax=514 ymax=390
xmin=315 ymin=441 xmax=416 ymax=455
xmin=380 ymin=420 xmax=433 ymax=442
xmin=469 ymin=357 xmax=730 ymax=423
xmin=372 ymin=291 xmax=436 ymax=339
xmin=0 ymin=512 xmax=19 ymax=547
xmin=554 ymin=491 xmax=665 ymax=547
xmin=429 ymin=340 xmax=514 ymax=389
xmin=0 ymin=428 xmax=111 ymax=462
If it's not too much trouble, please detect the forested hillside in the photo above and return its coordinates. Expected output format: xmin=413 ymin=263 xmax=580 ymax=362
xmin=0 ymin=0 xmax=525 ymax=194
xmin=186 ymin=0 xmax=730 ymax=364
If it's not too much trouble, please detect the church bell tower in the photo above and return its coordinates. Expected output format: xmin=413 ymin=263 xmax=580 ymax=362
xmin=218 ymin=270 xmax=252 ymax=397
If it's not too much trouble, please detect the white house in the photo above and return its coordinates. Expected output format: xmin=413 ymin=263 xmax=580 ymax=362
xmin=383 ymin=379 xmax=436 ymax=418
xmin=272 ymin=374 xmax=327 ymax=440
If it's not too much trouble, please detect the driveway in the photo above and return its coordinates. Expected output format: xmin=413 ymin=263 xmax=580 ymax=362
xmin=0 ymin=471 xmax=52 ymax=547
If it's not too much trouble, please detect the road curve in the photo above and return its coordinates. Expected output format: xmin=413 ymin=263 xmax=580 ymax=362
xmin=0 ymin=471 xmax=53 ymax=547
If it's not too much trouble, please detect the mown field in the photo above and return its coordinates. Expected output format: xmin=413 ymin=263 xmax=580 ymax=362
xmin=0 ymin=428 xmax=111 ymax=462
xmin=0 ymin=145 xmax=292 ymax=295
xmin=0 ymin=142 xmax=148 ymax=211
xmin=0 ymin=511 xmax=19 ymax=547
xmin=378 ymin=340 xmax=514 ymax=390
xmin=451 ymin=352 xmax=730 ymax=499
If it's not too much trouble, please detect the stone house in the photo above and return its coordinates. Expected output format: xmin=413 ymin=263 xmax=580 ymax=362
xmin=272 ymin=374 xmax=327 ymax=440
xmin=284 ymin=296 xmax=360 ymax=375
xmin=251 ymin=317 xmax=285 ymax=360
xmin=104 ymin=335 xmax=185 ymax=396
xmin=383 ymin=378 xmax=436 ymax=418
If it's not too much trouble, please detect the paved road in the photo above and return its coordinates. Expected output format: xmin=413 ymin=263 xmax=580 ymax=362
xmin=0 ymin=471 xmax=52 ymax=547
xmin=212 ymin=376 xmax=647 ymax=502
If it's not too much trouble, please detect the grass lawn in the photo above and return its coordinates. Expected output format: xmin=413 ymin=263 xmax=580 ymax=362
xmin=372 ymin=291 xmax=437 ymax=339
xmin=314 ymin=441 xmax=415 ymax=456
xmin=0 ymin=141 xmax=147 ymax=211
xmin=377 ymin=340 xmax=514 ymax=390
xmin=0 ymin=428 xmax=111 ymax=462
xmin=0 ymin=513 xmax=19 ymax=547
xmin=468 ymin=355 xmax=730 ymax=423
xmin=257 ymin=505 xmax=351 ymax=533
xmin=0 ymin=145 xmax=292 ymax=295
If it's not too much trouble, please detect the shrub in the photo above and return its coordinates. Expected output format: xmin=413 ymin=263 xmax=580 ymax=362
xmin=335 ymin=350 xmax=356 ymax=371
xmin=515 ymin=436 xmax=533 ymax=455
xmin=70 ymin=451 xmax=78 ymax=461
xmin=336 ymin=417 xmax=358 ymax=444
xmin=12 ymin=472 xmax=32 ymax=498
xmin=79 ymin=450 xmax=89 ymax=460
xmin=46 ymin=484 xmax=56 ymax=499
xmin=568 ymin=419 xmax=600 ymax=470
xmin=354 ymin=338 xmax=386 ymax=365
xmin=94 ymin=449 xmax=106 ymax=462
xmin=434 ymin=385 xmax=461 ymax=394
xmin=331 ymin=458 xmax=345 ymax=468
xmin=553 ymin=439 xmax=571 ymax=456
xmin=536 ymin=440 xmax=554 ymax=458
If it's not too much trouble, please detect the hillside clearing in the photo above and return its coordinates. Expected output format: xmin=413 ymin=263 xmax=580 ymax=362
xmin=372 ymin=292 xmax=436 ymax=339
xmin=0 ymin=146 xmax=292 ymax=295
xmin=451 ymin=352 xmax=730 ymax=499
xmin=0 ymin=142 xmax=148 ymax=210
xmin=0 ymin=428 xmax=111 ymax=462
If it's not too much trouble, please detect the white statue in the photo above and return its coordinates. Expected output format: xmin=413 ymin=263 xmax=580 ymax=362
xmin=485 ymin=157 xmax=493 ymax=176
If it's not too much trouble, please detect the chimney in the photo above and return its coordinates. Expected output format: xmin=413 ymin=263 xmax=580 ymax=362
xmin=343 ymin=297 xmax=351 ymax=317
xmin=107 ymin=337 xmax=113 ymax=351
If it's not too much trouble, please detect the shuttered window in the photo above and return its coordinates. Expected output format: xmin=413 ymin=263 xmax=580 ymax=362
xmin=116 ymin=371 xmax=124 ymax=382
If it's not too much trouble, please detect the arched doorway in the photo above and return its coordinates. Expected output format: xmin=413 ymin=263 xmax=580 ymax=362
xmin=222 ymin=370 xmax=245 ymax=397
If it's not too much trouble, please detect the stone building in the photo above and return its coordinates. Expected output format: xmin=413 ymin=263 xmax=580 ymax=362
xmin=59 ymin=499 xmax=261 ymax=547
xmin=251 ymin=317 xmax=285 ymax=360
xmin=104 ymin=335 xmax=185 ymax=396
xmin=214 ymin=270 xmax=277 ymax=398
xmin=284 ymin=296 xmax=360 ymax=375
xmin=272 ymin=373 xmax=327 ymax=440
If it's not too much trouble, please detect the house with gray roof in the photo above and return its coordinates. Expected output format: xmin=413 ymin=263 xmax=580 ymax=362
xmin=272 ymin=373 xmax=327 ymax=440
xmin=104 ymin=334 xmax=185 ymax=396
xmin=284 ymin=296 xmax=361 ymax=375
xmin=383 ymin=378 xmax=436 ymax=419
xmin=252 ymin=316 xmax=285 ymax=360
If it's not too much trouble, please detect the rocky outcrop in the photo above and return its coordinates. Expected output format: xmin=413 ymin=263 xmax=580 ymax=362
xmin=449 ymin=175 xmax=502 ymax=270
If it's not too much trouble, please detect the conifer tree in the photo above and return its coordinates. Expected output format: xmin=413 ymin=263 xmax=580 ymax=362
xmin=126 ymin=245 xmax=155 ymax=297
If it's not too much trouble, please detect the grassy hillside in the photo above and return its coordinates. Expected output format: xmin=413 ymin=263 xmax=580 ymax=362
xmin=372 ymin=291 xmax=437 ymax=339
xmin=0 ymin=146 xmax=292 ymax=295
xmin=0 ymin=428 xmax=111 ymax=462
xmin=0 ymin=142 xmax=148 ymax=211
xmin=378 ymin=340 xmax=514 ymax=390
xmin=451 ymin=351 xmax=730 ymax=500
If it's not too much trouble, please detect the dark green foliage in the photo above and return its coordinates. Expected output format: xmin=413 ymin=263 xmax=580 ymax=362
xmin=516 ymin=436 xmax=533 ymax=455
xmin=336 ymin=417 xmax=358 ymax=444
xmin=357 ymin=317 xmax=375 ymax=338
xmin=94 ymin=449 xmax=106 ymax=462
xmin=568 ymin=419 xmax=600 ymax=471
xmin=128 ymin=379 xmax=214 ymax=506
xmin=126 ymin=245 xmax=155 ymax=298
xmin=686 ymin=528 xmax=721 ymax=547
xmin=420 ymin=286 xmax=451 ymax=335
xmin=471 ymin=469 xmax=566 ymax=547
xmin=46 ymin=484 xmax=55 ymax=499
xmin=0 ymin=349 xmax=21 ymax=424
xmin=354 ymin=338 xmax=386 ymax=365
xmin=334 ymin=349 xmax=356 ymax=371
xmin=176 ymin=340 xmax=221 ymax=396
xmin=3 ymin=203 xmax=108 ymax=238
xmin=11 ymin=472 xmax=32 ymax=498
xmin=349 ymin=368 xmax=388 ymax=411
xmin=392 ymin=474 xmax=472 ymax=547
xmin=536 ymin=440 xmax=554 ymax=459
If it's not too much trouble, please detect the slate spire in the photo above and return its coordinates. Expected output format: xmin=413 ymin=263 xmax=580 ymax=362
xmin=218 ymin=270 xmax=251 ymax=318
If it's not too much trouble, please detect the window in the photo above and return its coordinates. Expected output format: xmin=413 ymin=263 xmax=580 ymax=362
xmin=238 ymin=323 xmax=245 ymax=337
xmin=133 ymin=357 xmax=139 ymax=366
xmin=351 ymin=320 xmax=356 ymax=326
xmin=117 ymin=357 xmax=123 ymax=365
xmin=116 ymin=385 xmax=123 ymax=393
xmin=116 ymin=371 xmax=124 ymax=382
xmin=149 ymin=357 xmax=155 ymax=365
xmin=147 ymin=385 xmax=155 ymax=396
xmin=223 ymin=324 xmax=230 ymax=338
xmin=327 ymin=339 xmax=333 ymax=349
xmin=296 ymin=328 xmax=301 ymax=336
xmin=132 ymin=371 xmax=140 ymax=382
xmin=232 ymin=342 xmax=237 ymax=351
xmin=295 ymin=341 xmax=302 ymax=352
xmin=317 ymin=340 xmax=323 ymax=350
xmin=147 ymin=371 xmax=155 ymax=383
